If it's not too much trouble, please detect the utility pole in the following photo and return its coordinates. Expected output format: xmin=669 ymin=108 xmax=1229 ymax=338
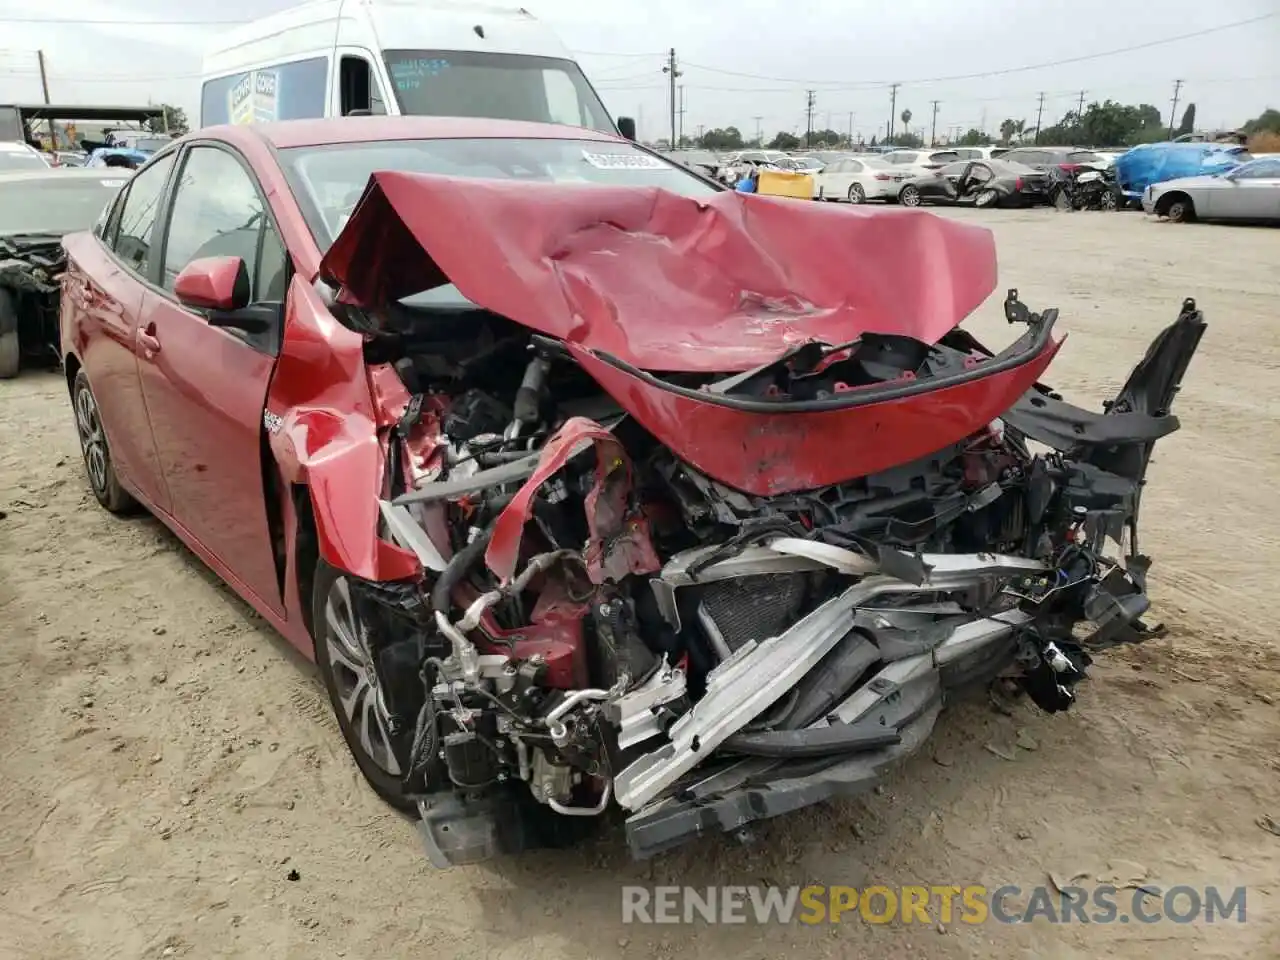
xmin=1076 ymin=90 xmax=1086 ymax=120
xmin=930 ymin=100 xmax=940 ymax=147
xmin=804 ymin=89 xmax=816 ymax=149
xmin=1169 ymin=79 xmax=1184 ymax=139
xmin=677 ymin=84 xmax=686 ymax=145
xmin=36 ymin=50 xmax=54 ymax=147
xmin=888 ymin=83 xmax=900 ymax=140
xmin=752 ymin=115 xmax=763 ymax=146
xmin=847 ymin=111 xmax=853 ymax=146
xmin=662 ymin=49 xmax=681 ymax=149
xmin=1033 ymin=91 xmax=1046 ymax=144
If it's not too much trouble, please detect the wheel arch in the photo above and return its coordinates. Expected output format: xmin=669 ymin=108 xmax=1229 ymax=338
xmin=1155 ymin=190 xmax=1194 ymax=218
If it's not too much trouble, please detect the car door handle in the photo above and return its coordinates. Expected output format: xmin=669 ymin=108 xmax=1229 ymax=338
xmin=137 ymin=324 xmax=161 ymax=354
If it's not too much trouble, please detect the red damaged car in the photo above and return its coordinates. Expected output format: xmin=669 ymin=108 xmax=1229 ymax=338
xmin=60 ymin=117 xmax=1204 ymax=865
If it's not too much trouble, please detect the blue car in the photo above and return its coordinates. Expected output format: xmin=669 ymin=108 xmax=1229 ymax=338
xmin=1114 ymin=142 xmax=1252 ymax=201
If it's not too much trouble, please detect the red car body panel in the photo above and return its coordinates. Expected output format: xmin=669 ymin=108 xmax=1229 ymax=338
xmin=564 ymin=340 xmax=1062 ymax=496
xmin=264 ymin=276 xmax=420 ymax=586
xmin=318 ymin=171 xmax=999 ymax=372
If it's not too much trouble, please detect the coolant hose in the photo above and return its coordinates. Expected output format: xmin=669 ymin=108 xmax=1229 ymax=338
xmin=430 ymin=524 xmax=495 ymax=614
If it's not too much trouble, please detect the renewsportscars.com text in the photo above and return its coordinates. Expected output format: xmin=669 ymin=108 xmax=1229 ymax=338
xmin=621 ymin=884 xmax=1248 ymax=925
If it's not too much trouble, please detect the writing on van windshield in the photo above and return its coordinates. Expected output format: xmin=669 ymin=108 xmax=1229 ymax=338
xmin=389 ymin=58 xmax=452 ymax=92
xmin=229 ymin=69 xmax=280 ymax=124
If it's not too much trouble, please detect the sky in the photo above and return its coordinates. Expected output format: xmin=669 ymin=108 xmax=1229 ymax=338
xmin=1 ymin=0 xmax=1277 ymax=143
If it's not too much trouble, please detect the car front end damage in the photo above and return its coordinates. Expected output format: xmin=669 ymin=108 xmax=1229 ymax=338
xmin=0 ymin=233 xmax=64 ymax=375
xmin=314 ymin=173 xmax=1205 ymax=865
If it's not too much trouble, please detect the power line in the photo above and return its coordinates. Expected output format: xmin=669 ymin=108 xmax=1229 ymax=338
xmin=678 ymin=13 xmax=1277 ymax=87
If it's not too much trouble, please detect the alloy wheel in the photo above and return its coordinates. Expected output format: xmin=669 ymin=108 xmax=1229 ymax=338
xmin=322 ymin=575 xmax=403 ymax=777
xmin=900 ymin=186 xmax=921 ymax=207
xmin=1101 ymin=190 xmax=1118 ymax=211
xmin=75 ymin=383 xmax=108 ymax=496
xmin=975 ymin=189 xmax=998 ymax=208
xmin=848 ymin=183 xmax=866 ymax=203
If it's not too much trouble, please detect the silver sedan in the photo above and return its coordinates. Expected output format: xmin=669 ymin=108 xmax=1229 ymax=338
xmin=1144 ymin=157 xmax=1280 ymax=223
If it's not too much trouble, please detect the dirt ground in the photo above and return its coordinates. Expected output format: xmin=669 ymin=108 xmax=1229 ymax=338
xmin=2 ymin=208 xmax=1279 ymax=960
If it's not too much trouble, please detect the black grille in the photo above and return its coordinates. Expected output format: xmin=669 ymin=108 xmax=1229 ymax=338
xmin=699 ymin=574 xmax=808 ymax=654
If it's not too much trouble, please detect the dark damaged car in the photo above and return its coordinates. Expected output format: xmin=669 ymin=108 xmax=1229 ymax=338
xmin=0 ymin=167 xmax=129 ymax=377
xmin=58 ymin=118 xmax=1204 ymax=865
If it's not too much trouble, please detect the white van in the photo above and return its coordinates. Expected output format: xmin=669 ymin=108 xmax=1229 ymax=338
xmin=200 ymin=0 xmax=633 ymax=137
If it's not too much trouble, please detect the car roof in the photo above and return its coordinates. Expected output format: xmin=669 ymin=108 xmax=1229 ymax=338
xmin=0 ymin=167 xmax=130 ymax=183
xmin=201 ymin=116 xmax=629 ymax=150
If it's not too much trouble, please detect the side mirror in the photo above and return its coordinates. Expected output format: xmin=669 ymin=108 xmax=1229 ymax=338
xmin=616 ymin=116 xmax=636 ymax=141
xmin=174 ymin=256 xmax=250 ymax=312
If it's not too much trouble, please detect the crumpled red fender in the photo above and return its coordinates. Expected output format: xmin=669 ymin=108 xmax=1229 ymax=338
xmin=485 ymin=417 xmax=661 ymax=585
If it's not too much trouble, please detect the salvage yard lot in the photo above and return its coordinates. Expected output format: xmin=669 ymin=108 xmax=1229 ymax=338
xmin=1 ymin=208 xmax=1278 ymax=960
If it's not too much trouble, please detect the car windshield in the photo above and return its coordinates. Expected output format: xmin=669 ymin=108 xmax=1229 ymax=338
xmin=0 ymin=175 xmax=127 ymax=234
xmin=0 ymin=148 xmax=49 ymax=171
xmin=280 ymin=136 xmax=719 ymax=244
xmin=383 ymin=50 xmax=615 ymax=134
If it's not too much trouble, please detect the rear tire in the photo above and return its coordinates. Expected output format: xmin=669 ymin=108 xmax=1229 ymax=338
xmin=975 ymin=189 xmax=999 ymax=208
xmin=848 ymin=183 xmax=866 ymax=204
xmin=72 ymin=370 xmax=135 ymax=513
xmin=899 ymin=185 xmax=921 ymax=207
xmin=312 ymin=561 xmax=418 ymax=813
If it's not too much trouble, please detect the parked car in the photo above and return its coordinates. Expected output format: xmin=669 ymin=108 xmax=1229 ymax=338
xmin=0 ymin=140 xmax=51 ymax=171
xmin=1115 ymin=142 xmax=1252 ymax=202
xmin=883 ymin=148 xmax=962 ymax=176
xmin=998 ymin=146 xmax=1108 ymax=174
xmin=951 ymin=146 xmax=1009 ymax=161
xmin=665 ymin=149 xmax=721 ymax=179
xmin=776 ymin=155 xmax=825 ymax=174
xmin=896 ymin=159 xmax=1050 ymax=208
xmin=811 ymin=154 xmax=908 ymax=202
xmin=0 ymin=168 xmax=129 ymax=377
xmin=1143 ymin=156 xmax=1280 ymax=222
xmin=60 ymin=116 xmax=1203 ymax=867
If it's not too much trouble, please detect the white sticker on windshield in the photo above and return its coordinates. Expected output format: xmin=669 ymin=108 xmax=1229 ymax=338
xmin=581 ymin=150 xmax=667 ymax=170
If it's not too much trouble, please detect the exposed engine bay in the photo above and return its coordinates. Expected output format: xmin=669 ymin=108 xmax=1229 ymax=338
xmin=0 ymin=235 xmax=64 ymax=374
xmin=338 ymin=281 xmax=1205 ymax=865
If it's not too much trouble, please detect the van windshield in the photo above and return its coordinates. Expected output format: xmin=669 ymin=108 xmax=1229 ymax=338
xmin=383 ymin=49 xmax=615 ymax=134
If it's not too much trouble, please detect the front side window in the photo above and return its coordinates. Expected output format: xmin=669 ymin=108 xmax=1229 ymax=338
xmin=160 ymin=146 xmax=271 ymax=297
xmin=113 ymin=152 xmax=177 ymax=276
xmin=280 ymin=136 xmax=719 ymax=243
xmin=1233 ymin=158 xmax=1280 ymax=179
xmin=383 ymin=49 xmax=613 ymax=133
xmin=200 ymin=57 xmax=330 ymax=127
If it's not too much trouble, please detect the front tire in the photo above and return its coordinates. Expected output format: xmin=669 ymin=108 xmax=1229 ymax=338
xmin=312 ymin=561 xmax=417 ymax=812
xmin=0 ymin=290 xmax=19 ymax=379
xmin=1164 ymin=195 xmax=1194 ymax=222
xmin=899 ymin=185 xmax=922 ymax=207
xmin=72 ymin=369 xmax=135 ymax=513
xmin=848 ymin=183 xmax=866 ymax=204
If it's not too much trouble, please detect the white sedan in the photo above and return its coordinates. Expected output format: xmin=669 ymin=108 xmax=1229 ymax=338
xmin=812 ymin=155 xmax=908 ymax=203
xmin=1143 ymin=157 xmax=1280 ymax=223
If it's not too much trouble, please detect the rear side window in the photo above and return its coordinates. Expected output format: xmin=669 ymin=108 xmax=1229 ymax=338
xmin=201 ymin=56 xmax=329 ymax=127
xmin=113 ymin=153 xmax=177 ymax=277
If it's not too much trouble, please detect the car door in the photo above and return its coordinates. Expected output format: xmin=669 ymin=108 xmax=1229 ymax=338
xmin=1219 ymin=160 xmax=1280 ymax=219
xmin=134 ymin=143 xmax=290 ymax=613
xmin=64 ymin=152 xmax=179 ymax=512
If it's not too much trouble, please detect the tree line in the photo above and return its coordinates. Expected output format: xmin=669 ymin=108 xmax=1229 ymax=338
xmin=672 ymin=103 xmax=1279 ymax=152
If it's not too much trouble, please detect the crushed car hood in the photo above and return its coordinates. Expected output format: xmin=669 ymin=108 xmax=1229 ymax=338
xmin=319 ymin=172 xmax=998 ymax=373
